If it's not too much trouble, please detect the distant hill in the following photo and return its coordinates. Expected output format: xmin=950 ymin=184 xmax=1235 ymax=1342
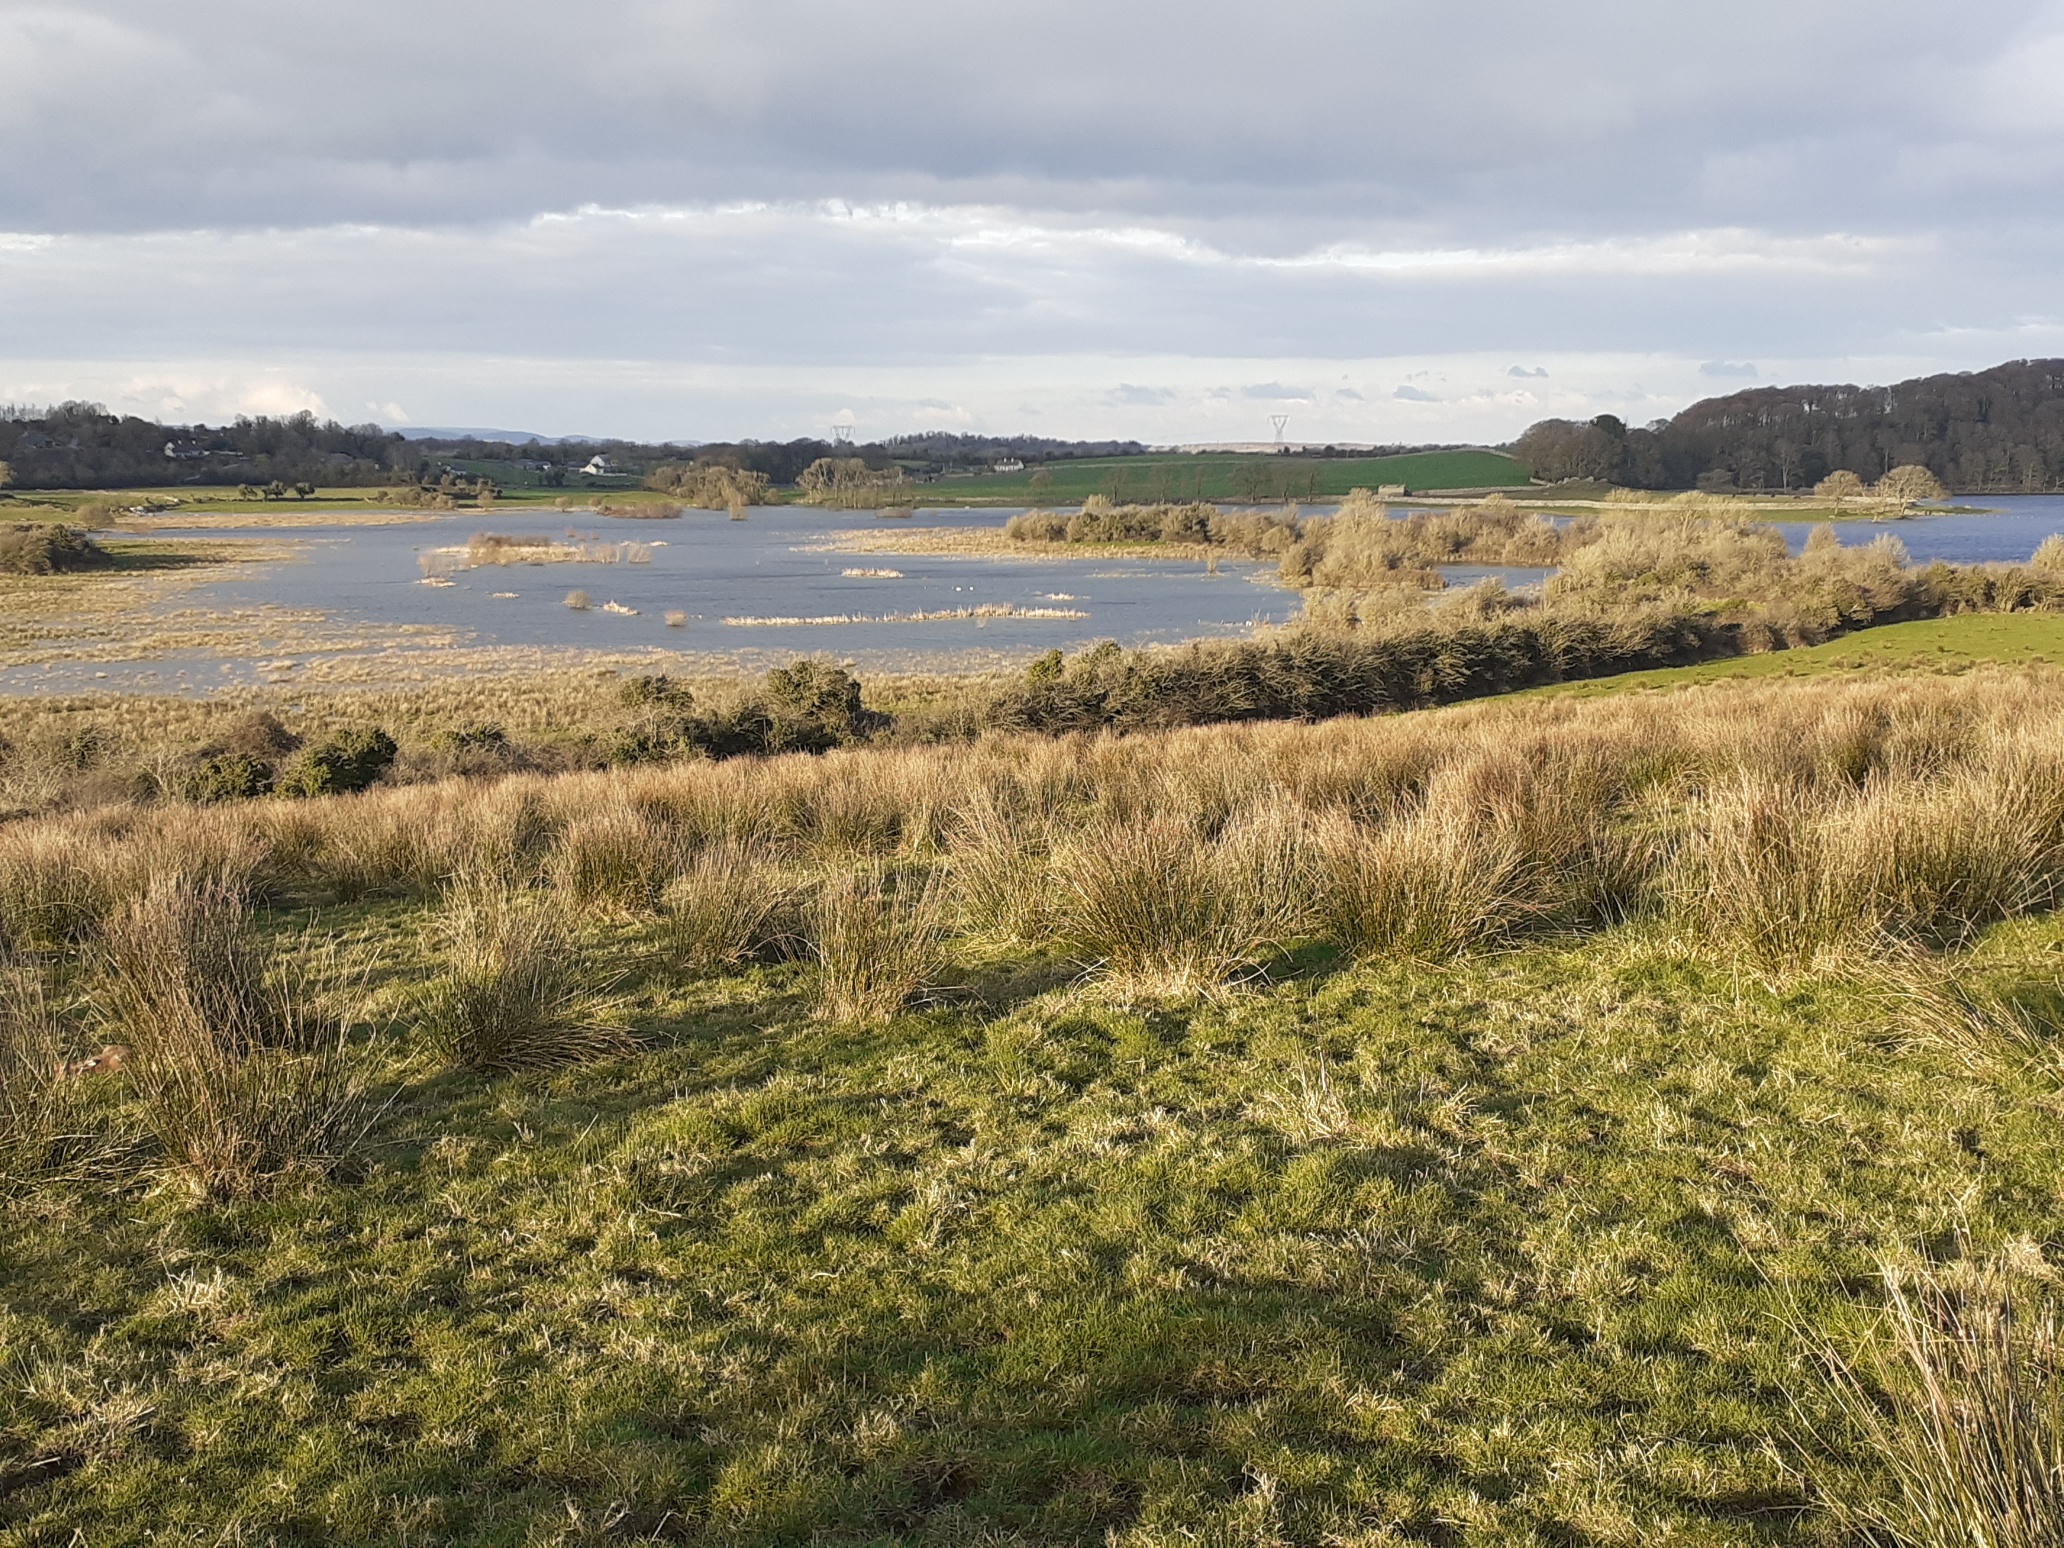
xmin=396 ymin=427 xmax=619 ymax=445
xmin=1514 ymin=358 xmax=2064 ymax=493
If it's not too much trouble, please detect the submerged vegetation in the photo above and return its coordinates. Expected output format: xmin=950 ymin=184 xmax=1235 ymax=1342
xmin=5 ymin=670 xmax=2064 ymax=1539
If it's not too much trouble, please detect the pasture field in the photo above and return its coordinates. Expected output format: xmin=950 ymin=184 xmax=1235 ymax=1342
xmin=6 ymin=672 xmax=2064 ymax=1544
xmin=927 ymin=450 xmax=1533 ymax=506
xmin=1527 ymin=612 xmax=2064 ymax=698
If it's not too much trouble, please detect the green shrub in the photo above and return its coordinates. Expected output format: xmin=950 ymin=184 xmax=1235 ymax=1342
xmin=278 ymin=729 xmax=397 ymax=797
xmin=180 ymin=752 xmax=274 ymax=804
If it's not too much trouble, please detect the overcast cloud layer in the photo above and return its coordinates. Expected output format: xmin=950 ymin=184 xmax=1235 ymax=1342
xmin=5 ymin=0 xmax=2064 ymax=441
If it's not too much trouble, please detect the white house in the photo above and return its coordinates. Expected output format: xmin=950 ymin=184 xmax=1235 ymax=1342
xmin=581 ymin=455 xmax=613 ymax=476
xmin=992 ymin=458 xmax=1025 ymax=474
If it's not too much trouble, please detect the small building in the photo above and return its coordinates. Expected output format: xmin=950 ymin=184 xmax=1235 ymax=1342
xmin=992 ymin=458 xmax=1025 ymax=474
xmin=1377 ymin=483 xmax=1409 ymax=498
xmin=581 ymin=455 xmax=613 ymax=477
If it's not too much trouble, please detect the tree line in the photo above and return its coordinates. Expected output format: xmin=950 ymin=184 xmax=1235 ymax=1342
xmin=1512 ymin=358 xmax=2064 ymax=493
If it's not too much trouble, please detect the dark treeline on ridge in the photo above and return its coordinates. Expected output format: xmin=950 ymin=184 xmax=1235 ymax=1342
xmin=1516 ymin=357 xmax=2064 ymax=493
xmin=11 ymin=357 xmax=2064 ymax=493
xmin=0 ymin=405 xmax=1157 ymax=491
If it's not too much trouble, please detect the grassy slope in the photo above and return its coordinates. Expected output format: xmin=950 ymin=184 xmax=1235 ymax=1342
xmin=929 ymin=450 xmax=1532 ymax=505
xmin=8 ymin=906 xmax=2063 ymax=1544
xmin=1528 ymin=612 xmax=2064 ymax=699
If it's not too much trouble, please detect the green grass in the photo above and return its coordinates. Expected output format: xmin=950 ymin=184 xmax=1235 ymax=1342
xmin=8 ymin=897 xmax=2064 ymax=1543
xmin=1527 ymin=613 xmax=2064 ymax=699
xmin=929 ymin=450 xmax=1532 ymax=506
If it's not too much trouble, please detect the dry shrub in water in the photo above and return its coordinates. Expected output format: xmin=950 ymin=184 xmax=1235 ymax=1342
xmin=1820 ymin=1263 xmax=2064 ymax=1548
xmin=1052 ymin=808 xmax=1309 ymax=997
xmin=659 ymin=841 xmax=800 ymax=973
xmin=811 ymin=868 xmax=946 ymax=1023
xmin=102 ymin=878 xmax=364 ymax=1197
xmin=419 ymin=875 xmax=624 ymax=1070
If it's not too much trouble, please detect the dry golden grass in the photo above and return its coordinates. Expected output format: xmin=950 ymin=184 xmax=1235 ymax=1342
xmin=100 ymin=877 xmax=366 ymax=1196
xmin=3 ymin=668 xmax=2063 ymax=994
xmin=1820 ymin=1259 xmax=2064 ymax=1548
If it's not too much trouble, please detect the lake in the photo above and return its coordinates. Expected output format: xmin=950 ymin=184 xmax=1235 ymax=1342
xmin=11 ymin=496 xmax=2064 ymax=694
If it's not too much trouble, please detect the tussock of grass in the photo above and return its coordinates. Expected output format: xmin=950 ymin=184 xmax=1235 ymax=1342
xmin=1311 ymin=808 xmax=1524 ymax=960
xmin=0 ymin=954 xmax=110 ymax=1189
xmin=1821 ymin=1261 xmax=2064 ymax=1548
xmin=101 ymin=878 xmax=365 ymax=1196
xmin=810 ymin=867 xmax=946 ymax=1022
xmin=417 ymin=874 xmax=625 ymax=1070
xmin=658 ymin=840 xmax=800 ymax=973
xmin=1052 ymin=810 xmax=1306 ymax=997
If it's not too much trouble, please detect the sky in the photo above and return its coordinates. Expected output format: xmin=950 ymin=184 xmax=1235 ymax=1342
xmin=4 ymin=0 xmax=2063 ymax=445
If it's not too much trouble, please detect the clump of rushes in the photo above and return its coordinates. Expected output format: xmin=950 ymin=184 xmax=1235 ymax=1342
xmin=659 ymin=841 xmax=800 ymax=975
xmin=948 ymin=800 xmax=1054 ymax=943
xmin=1669 ymin=774 xmax=1880 ymax=976
xmin=0 ymin=954 xmax=108 ymax=1189
xmin=810 ymin=867 xmax=946 ymax=1023
xmin=1310 ymin=809 xmax=1525 ymax=961
xmin=1819 ymin=1262 xmax=2064 ymax=1548
xmin=564 ymin=590 xmax=591 ymax=610
xmin=419 ymin=873 xmax=624 ymax=1070
xmin=101 ymin=878 xmax=364 ymax=1197
xmin=1052 ymin=809 xmax=1307 ymax=999
xmin=551 ymin=797 xmax=681 ymax=911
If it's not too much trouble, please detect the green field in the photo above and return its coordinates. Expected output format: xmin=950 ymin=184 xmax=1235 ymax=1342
xmin=928 ymin=449 xmax=1532 ymax=506
xmin=1528 ymin=612 xmax=2064 ymax=698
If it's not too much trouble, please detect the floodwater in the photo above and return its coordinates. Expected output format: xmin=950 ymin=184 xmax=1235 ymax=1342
xmin=1767 ymin=493 xmax=2064 ymax=562
xmin=169 ymin=504 xmax=1291 ymax=655
xmin=12 ymin=496 xmax=2064 ymax=694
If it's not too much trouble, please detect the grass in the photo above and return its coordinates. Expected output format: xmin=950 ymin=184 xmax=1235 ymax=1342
xmin=6 ymin=672 xmax=2064 ymax=1539
xmin=1527 ymin=613 xmax=2064 ymax=698
xmin=933 ymin=449 xmax=1532 ymax=505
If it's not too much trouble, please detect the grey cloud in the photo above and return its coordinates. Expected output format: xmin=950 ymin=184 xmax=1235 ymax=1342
xmin=1700 ymin=360 xmax=1761 ymax=377
xmin=1335 ymin=387 xmax=1364 ymax=400
xmin=1110 ymin=384 xmax=1178 ymax=405
xmin=1394 ymin=386 xmax=1440 ymax=402
xmin=3 ymin=0 xmax=2058 ymax=238
xmin=1241 ymin=383 xmax=1313 ymax=400
xmin=1509 ymin=365 xmax=1549 ymax=378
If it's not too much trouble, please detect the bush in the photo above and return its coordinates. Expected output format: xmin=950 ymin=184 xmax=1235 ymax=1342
xmin=180 ymin=752 xmax=274 ymax=804
xmin=0 ymin=523 xmax=110 ymax=575
xmin=278 ymin=728 xmax=397 ymax=797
